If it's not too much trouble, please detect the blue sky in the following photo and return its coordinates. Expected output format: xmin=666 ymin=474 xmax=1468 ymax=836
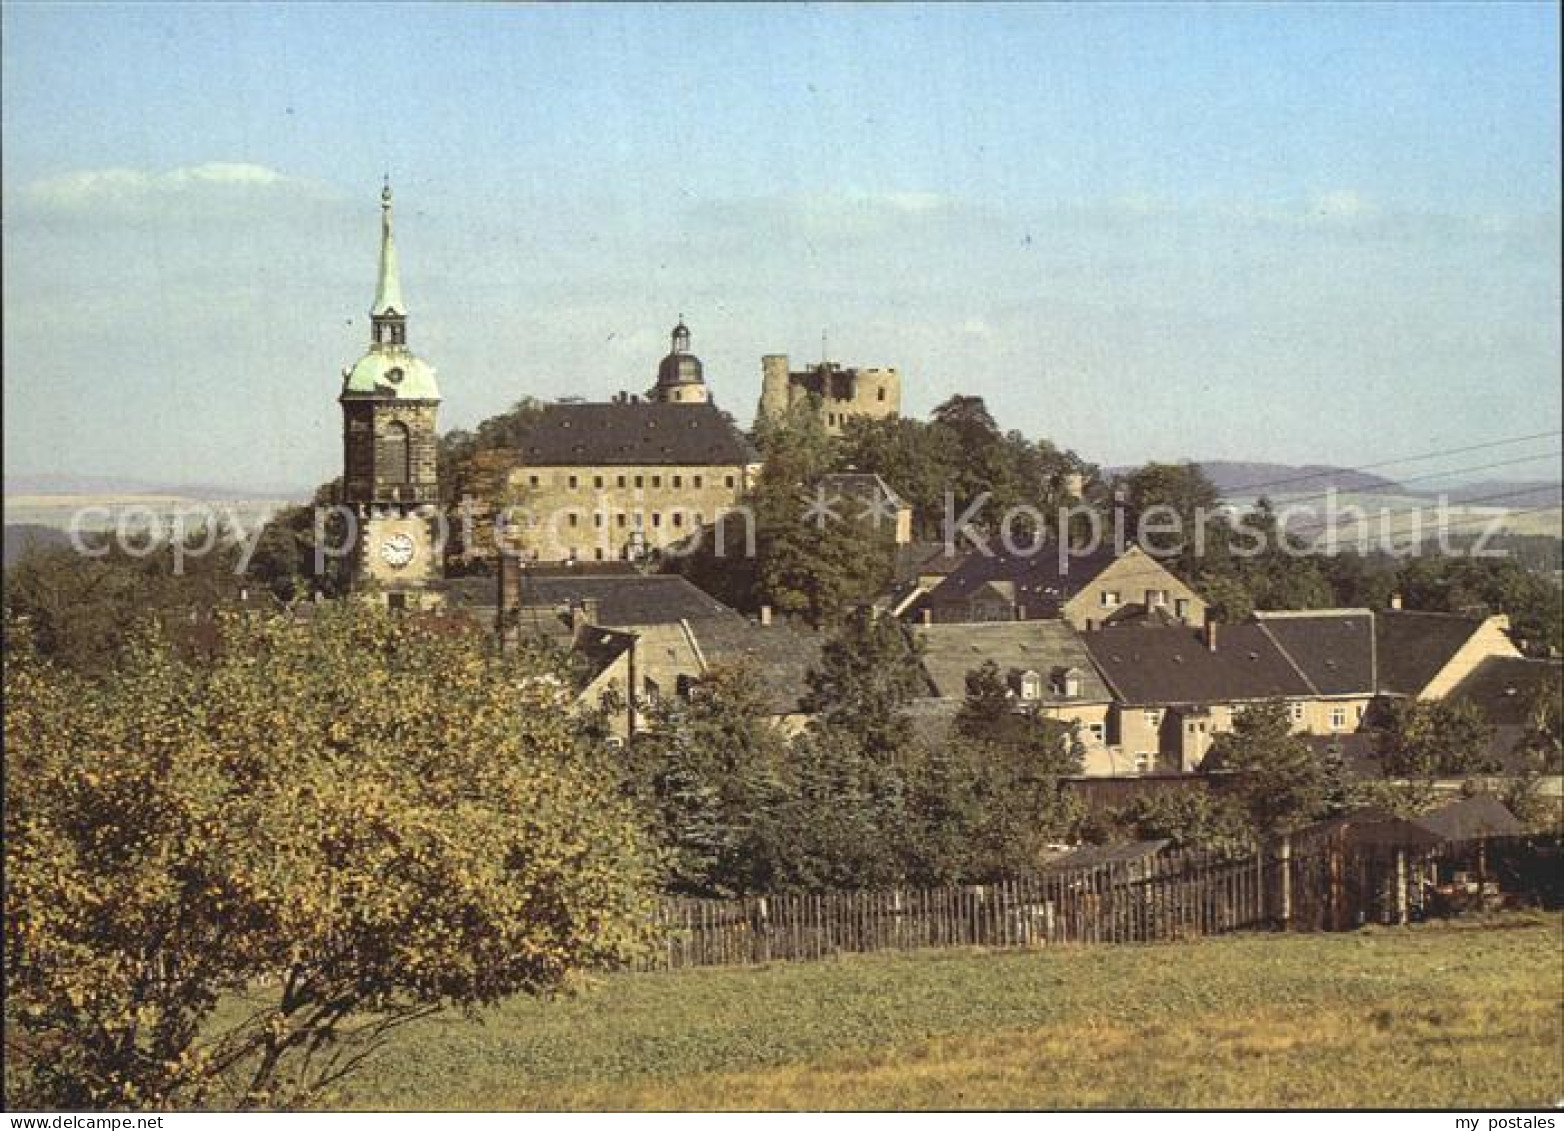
xmin=4 ymin=2 xmax=1559 ymax=494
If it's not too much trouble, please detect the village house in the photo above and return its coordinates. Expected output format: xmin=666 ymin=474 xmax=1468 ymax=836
xmin=1081 ymin=619 xmax=1329 ymax=772
xmin=910 ymin=620 xmax=1119 ymax=774
xmin=1078 ymin=603 xmax=1536 ymax=778
xmin=902 ymin=542 xmax=1206 ymax=630
xmin=491 ymin=557 xmax=821 ymax=739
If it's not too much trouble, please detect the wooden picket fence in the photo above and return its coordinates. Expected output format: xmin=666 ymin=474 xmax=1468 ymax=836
xmin=641 ymin=834 xmax=1559 ymax=971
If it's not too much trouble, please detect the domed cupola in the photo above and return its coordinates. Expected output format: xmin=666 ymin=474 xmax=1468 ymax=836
xmin=650 ymin=317 xmax=709 ymax=404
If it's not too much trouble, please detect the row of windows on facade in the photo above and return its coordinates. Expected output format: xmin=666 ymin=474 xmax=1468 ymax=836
xmin=528 ymin=472 xmax=737 ymax=492
xmin=1139 ymin=703 xmax=1362 ymax=731
xmin=517 ymin=509 xmax=707 ymax=531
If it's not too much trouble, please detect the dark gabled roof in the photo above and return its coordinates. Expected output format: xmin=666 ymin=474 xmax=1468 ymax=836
xmin=893 ymin=541 xmax=970 ymax=584
xmin=921 ymin=542 xmax=1121 ymax=619
xmin=1375 ymin=609 xmax=1487 ymax=696
xmin=519 ymin=574 xmax=745 ymax=627
xmin=688 ymin=618 xmax=825 ymax=715
xmin=1304 ymin=725 xmax=1545 ymax=780
xmin=1411 ymin=795 xmax=1526 ymax=842
xmin=1289 ymin=808 xmax=1443 ymax=851
xmin=509 ymin=401 xmax=757 ymax=467
xmin=1445 ymin=656 xmax=1562 ymax=726
xmin=912 ymin=620 xmax=1111 ymax=702
xmin=1254 ymin=609 xmax=1376 ymax=695
xmin=574 ymin=624 xmax=635 ymax=676
xmin=1082 ymin=623 xmax=1312 ymax=706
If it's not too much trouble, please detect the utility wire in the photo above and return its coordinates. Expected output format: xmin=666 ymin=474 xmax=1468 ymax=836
xmin=1108 ymin=429 xmax=1563 ymax=498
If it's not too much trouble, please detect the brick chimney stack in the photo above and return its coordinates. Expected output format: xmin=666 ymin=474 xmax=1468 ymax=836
xmin=1204 ymin=611 xmax=1219 ymax=652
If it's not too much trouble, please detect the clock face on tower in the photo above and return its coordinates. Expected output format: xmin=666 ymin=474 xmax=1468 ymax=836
xmin=379 ymin=532 xmax=416 ymax=569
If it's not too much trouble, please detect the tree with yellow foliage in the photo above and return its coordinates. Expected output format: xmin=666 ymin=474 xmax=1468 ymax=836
xmin=4 ymin=603 xmax=658 ymax=1109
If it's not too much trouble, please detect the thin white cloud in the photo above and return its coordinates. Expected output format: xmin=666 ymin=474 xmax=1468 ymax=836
xmin=20 ymin=162 xmax=328 ymax=213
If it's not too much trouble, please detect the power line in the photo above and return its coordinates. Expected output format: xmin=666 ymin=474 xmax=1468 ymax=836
xmin=1255 ymin=450 xmax=1560 ymax=511
xmin=1112 ymin=429 xmax=1563 ymax=498
xmin=1287 ymin=483 xmax=1560 ymax=536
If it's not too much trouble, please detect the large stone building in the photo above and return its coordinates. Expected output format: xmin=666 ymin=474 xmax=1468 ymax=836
xmin=758 ymin=353 xmax=901 ymax=434
xmin=338 ymin=183 xmax=445 ymax=608
xmin=499 ymin=322 xmax=761 ymax=563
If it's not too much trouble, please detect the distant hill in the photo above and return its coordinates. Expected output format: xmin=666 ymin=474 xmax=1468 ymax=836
xmin=1408 ymin=479 xmax=1562 ymax=509
xmin=3 ymin=523 xmax=74 ymax=568
xmin=4 ymin=472 xmax=308 ymax=501
xmin=1194 ymin=461 xmax=1402 ymax=497
xmin=1104 ymin=461 xmax=1403 ymax=497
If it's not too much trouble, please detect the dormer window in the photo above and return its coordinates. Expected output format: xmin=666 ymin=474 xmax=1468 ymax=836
xmin=1052 ymin=667 xmax=1082 ymax=698
xmin=1010 ymin=669 xmax=1043 ymax=701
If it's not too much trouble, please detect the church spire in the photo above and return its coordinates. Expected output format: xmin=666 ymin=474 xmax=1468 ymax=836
xmin=370 ymin=178 xmax=407 ymax=347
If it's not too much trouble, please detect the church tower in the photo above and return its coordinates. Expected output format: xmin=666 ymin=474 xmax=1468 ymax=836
xmin=339 ymin=181 xmax=444 ymax=607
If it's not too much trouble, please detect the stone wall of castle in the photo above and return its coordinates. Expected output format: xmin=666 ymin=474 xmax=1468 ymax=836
xmin=759 ymin=354 xmax=901 ymax=435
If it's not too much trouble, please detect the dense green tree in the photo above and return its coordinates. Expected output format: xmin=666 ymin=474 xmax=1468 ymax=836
xmin=747 ymin=401 xmax=895 ymax=624
xmin=1519 ymin=676 xmax=1563 ymax=772
xmin=800 ymin=610 xmax=925 ymax=759
xmin=899 ymin=742 xmax=981 ymax=886
xmin=1372 ymin=698 xmax=1500 ymax=780
xmin=1088 ymin=789 xmax=1255 ymax=855
xmin=769 ymin=726 xmax=908 ymax=891
xmin=244 ymin=480 xmax=351 ymax=601
xmin=1116 ymin=462 xmax=1221 ymax=559
xmin=1393 ymin=555 xmax=1561 ymax=656
xmin=1319 ymin=550 xmax=1400 ymax=610
xmin=834 ymin=415 xmax=963 ymax=539
xmin=629 ymin=662 xmax=791 ymax=896
xmin=1201 ymin=700 xmax=1327 ymax=834
xmin=4 ymin=525 xmax=259 ymax=674
xmin=954 ymin=661 xmax=1083 ymax=776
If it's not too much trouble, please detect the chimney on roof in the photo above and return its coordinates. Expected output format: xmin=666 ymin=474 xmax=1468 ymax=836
xmin=921 ymin=608 xmax=933 ymax=626
xmin=1203 ymin=611 xmax=1219 ymax=652
xmin=1389 ymin=592 xmax=1403 ymax=610
xmin=760 ymin=604 xmax=773 ymax=627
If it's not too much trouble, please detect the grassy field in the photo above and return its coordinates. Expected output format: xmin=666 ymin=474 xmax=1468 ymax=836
xmin=329 ymin=914 xmax=1564 ymax=1110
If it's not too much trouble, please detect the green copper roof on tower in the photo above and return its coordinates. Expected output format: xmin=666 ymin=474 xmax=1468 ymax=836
xmin=372 ymin=178 xmax=405 ymax=317
xmin=341 ymin=180 xmax=440 ymax=402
